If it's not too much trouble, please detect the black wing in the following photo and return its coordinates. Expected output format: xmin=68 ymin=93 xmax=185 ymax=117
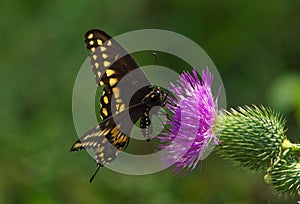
xmin=70 ymin=101 xmax=149 ymax=183
xmin=71 ymin=30 xmax=154 ymax=182
xmin=84 ymin=29 xmax=151 ymax=121
xmin=71 ymin=102 xmax=148 ymax=161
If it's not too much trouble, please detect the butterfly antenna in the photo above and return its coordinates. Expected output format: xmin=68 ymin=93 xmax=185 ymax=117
xmin=89 ymin=163 xmax=103 ymax=183
xmin=152 ymin=52 xmax=158 ymax=64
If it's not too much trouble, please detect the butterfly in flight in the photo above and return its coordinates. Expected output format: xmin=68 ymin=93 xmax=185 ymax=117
xmin=70 ymin=30 xmax=167 ymax=182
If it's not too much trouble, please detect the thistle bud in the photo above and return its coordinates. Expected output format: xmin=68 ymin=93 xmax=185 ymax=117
xmin=265 ymin=142 xmax=300 ymax=196
xmin=215 ymin=106 xmax=287 ymax=171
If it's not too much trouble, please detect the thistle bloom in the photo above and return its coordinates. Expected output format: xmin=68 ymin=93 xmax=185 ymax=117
xmin=159 ymin=68 xmax=220 ymax=173
xmin=158 ymin=68 xmax=300 ymax=197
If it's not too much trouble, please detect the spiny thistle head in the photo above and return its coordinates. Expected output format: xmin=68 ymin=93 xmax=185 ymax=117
xmin=215 ymin=105 xmax=287 ymax=171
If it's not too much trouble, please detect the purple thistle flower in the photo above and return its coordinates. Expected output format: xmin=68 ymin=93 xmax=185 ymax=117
xmin=159 ymin=68 xmax=220 ymax=173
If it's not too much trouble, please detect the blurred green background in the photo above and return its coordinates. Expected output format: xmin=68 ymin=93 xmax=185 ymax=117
xmin=1 ymin=0 xmax=300 ymax=203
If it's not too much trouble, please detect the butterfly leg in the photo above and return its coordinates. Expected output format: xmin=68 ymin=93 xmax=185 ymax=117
xmin=140 ymin=110 xmax=153 ymax=142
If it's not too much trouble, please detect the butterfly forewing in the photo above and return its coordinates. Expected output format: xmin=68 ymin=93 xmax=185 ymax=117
xmin=84 ymin=29 xmax=151 ymax=121
xmin=71 ymin=29 xmax=164 ymax=182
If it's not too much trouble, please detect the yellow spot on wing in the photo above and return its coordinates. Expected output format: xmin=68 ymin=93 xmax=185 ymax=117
xmin=109 ymin=78 xmax=118 ymax=87
xmin=91 ymin=47 xmax=96 ymax=52
xmin=117 ymin=132 xmax=123 ymax=138
xmin=89 ymin=40 xmax=94 ymax=45
xmin=103 ymin=128 xmax=110 ymax=135
xmin=111 ymin=125 xmax=120 ymax=135
xmin=100 ymin=46 xmax=107 ymax=52
xmin=99 ymin=146 xmax=104 ymax=152
xmin=97 ymin=71 xmax=101 ymax=78
xmin=119 ymin=104 xmax=125 ymax=112
xmin=107 ymin=40 xmax=112 ymax=46
xmin=106 ymin=69 xmax=115 ymax=77
xmin=95 ymin=62 xmax=100 ymax=69
xmin=102 ymin=108 xmax=108 ymax=116
xmin=73 ymin=142 xmax=82 ymax=149
xmin=87 ymin=33 xmax=94 ymax=39
xmin=102 ymin=53 xmax=108 ymax=59
xmin=112 ymin=87 xmax=120 ymax=98
xmin=116 ymin=99 xmax=122 ymax=103
xmin=92 ymin=54 xmax=97 ymax=60
xmin=103 ymin=61 xmax=111 ymax=67
xmin=99 ymin=81 xmax=104 ymax=85
xmin=112 ymin=130 xmax=119 ymax=137
xmin=97 ymin=39 xmax=102 ymax=45
xmin=84 ymin=133 xmax=93 ymax=140
xmin=103 ymin=96 xmax=109 ymax=104
xmin=121 ymin=136 xmax=127 ymax=143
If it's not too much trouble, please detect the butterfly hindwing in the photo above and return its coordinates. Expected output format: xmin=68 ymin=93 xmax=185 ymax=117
xmin=70 ymin=124 xmax=120 ymax=163
xmin=70 ymin=102 xmax=150 ymax=164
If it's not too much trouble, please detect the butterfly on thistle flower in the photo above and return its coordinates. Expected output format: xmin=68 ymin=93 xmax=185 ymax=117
xmin=70 ymin=29 xmax=168 ymax=182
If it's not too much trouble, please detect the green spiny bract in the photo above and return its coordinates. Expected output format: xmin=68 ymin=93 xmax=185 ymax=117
xmin=264 ymin=153 xmax=300 ymax=196
xmin=214 ymin=105 xmax=287 ymax=171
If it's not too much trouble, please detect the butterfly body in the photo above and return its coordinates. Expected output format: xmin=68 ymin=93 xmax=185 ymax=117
xmin=71 ymin=30 xmax=166 ymax=182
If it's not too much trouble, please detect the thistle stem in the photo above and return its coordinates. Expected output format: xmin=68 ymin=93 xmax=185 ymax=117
xmin=282 ymin=139 xmax=300 ymax=154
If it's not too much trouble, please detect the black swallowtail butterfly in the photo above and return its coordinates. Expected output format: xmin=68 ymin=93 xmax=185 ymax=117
xmin=70 ymin=30 xmax=167 ymax=182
